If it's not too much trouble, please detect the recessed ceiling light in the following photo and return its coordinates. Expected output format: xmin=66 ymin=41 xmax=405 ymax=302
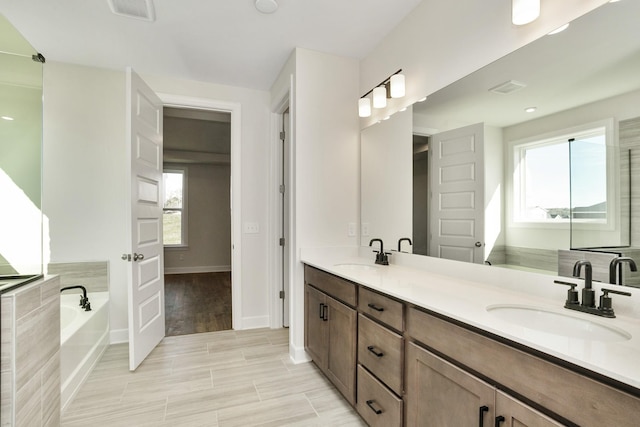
xmin=255 ymin=0 xmax=278 ymax=14
xmin=417 ymin=97 xmax=427 ymax=102
xmin=548 ymin=23 xmax=570 ymax=35
xmin=107 ymin=0 xmax=155 ymax=22
xmin=525 ymin=107 xmax=537 ymax=113
xmin=1 ymin=116 xmax=14 ymax=121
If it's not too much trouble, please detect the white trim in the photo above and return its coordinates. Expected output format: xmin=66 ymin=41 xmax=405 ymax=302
xmin=289 ymin=343 xmax=311 ymax=365
xmin=157 ymin=93 xmax=243 ymax=331
xmin=164 ymin=265 xmax=231 ymax=274
xmin=240 ymin=315 xmax=270 ymax=330
xmin=109 ymin=328 xmax=129 ymax=344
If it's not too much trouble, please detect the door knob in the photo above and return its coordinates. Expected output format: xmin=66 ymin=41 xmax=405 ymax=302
xmin=133 ymin=253 xmax=144 ymax=261
xmin=475 ymin=242 xmax=482 ymax=247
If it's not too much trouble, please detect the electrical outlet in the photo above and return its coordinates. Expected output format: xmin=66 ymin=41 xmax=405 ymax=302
xmin=362 ymin=222 xmax=370 ymax=236
xmin=348 ymin=222 xmax=356 ymax=237
xmin=244 ymin=222 xmax=259 ymax=234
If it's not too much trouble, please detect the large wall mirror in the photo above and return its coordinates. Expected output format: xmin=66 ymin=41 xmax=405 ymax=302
xmin=0 ymin=15 xmax=44 ymax=285
xmin=361 ymin=1 xmax=640 ymax=285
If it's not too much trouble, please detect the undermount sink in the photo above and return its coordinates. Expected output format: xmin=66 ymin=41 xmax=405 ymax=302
xmin=486 ymin=304 xmax=631 ymax=342
xmin=333 ymin=263 xmax=379 ymax=272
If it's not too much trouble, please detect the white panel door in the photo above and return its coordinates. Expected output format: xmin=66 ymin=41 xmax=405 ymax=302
xmin=126 ymin=68 xmax=165 ymax=370
xmin=430 ymin=123 xmax=484 ymax=263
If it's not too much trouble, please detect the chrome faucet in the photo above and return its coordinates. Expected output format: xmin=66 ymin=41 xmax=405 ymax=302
xmin=572 ymin=260 xmax=595 ymax=308
xmin=369 ymin=238 xmax=390 ymax=265
xmin=397 ymin=237 xmax=412 ymax=253
xmin=608 ymin=257 xmax=638 ymax=285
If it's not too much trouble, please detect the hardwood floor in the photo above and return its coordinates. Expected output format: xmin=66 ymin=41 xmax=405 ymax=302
xmin=61 ymin=328 xmax=367 ymax=426
xmin=165 ymin=272 xmax=232 ymax=336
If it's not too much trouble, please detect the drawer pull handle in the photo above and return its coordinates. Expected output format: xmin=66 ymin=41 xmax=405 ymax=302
xmin=322 ymin=304 xmax=328 ymax=321
xmin=495 ymin=415 xmax=505 ymax=427
xmin=367 ymin=345 xmax=384 ymax=358
xmin=319 ymin=303 xmax=324 ymax=319
xmin=367 ymin=303 xmax=384 ymax=312
xmin=366 ymin=399 xmax=383 ymax=415
xmin=479 ymin=405 xmax=489 ymax=427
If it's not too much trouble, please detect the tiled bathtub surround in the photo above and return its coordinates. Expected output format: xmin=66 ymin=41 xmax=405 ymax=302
xmin=1 ymin=275 xmax=61 ymax=427
xmin=48 ymin=261 xmax=109 ymax=293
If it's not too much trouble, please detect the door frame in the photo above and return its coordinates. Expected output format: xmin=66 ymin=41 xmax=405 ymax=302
xmin=158 ymin=93 xmax=243 ymax=329
xmin=269 ymin=84 xmax=293 ymax=329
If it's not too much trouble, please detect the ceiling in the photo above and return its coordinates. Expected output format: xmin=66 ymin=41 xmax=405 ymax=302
xmin=0 ymin=0 xmax=423 ymax=91
xmin=413 ymin=0 xmax=640 ymax=129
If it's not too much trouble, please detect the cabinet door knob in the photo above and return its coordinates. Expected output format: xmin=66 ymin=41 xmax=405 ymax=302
xmin=366 ymin=399 xmax=383 ymax=415
xmin=367 ymin=345 xmax=384 ymax=358
xmin=367 ymin=303 xmax=384 ymax=312
xmin=478 ymin=405 xmax=489 ymax=427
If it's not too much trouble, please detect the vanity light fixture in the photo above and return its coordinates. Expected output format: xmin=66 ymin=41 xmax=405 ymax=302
xmin=358 ymin=69 xmax=405 ymax=117
xmin=512 ymin=0 xmax=540 ymax=26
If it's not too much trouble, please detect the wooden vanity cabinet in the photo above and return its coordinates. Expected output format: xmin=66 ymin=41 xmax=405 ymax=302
xmin=405 ymin=342 xmax=562 ymax=427
xmin=357 ymin=288 xmax=405 ymax=427
xmin=304 ymin=266 xmax=357 ymax=405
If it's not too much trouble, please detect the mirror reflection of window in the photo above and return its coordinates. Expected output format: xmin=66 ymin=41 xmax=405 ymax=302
xmin=512 ymin=123 xmax=609 ymax=225
xmin=162 ymin=168 xmax=187 ymax=246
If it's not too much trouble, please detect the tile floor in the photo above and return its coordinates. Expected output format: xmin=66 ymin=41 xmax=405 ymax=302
xmin=61 ymin=328 xmax=367 ymax=426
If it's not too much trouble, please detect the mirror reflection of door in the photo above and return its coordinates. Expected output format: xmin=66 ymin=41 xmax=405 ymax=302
xmin=412 ymin=135 xmax=429 ymax=256
xmin=429 ymin=123 xmax=485 ymax=263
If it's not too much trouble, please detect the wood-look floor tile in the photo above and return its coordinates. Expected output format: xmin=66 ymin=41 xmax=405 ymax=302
xmin=165 ymin=383 xmax=258 ymax=420
xmin=216 ymin=394 xmax=318 ymax=427
xmin=61 ymin=328 xmax=365 ymax=426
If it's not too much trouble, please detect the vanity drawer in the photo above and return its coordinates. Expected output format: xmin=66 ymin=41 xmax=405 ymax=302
xmin=359 ymin=286 xmax=404 ymax=331
xmin=304 ymin=265 xmax=357 ymax=307
xmin=356 ymin=364 xmax=403 ymax=427
xmin=358 ymin=314 xmax=403 ymax=394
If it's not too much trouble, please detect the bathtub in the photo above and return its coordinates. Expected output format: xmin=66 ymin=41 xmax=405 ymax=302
xmin=60 ymin=291 xmax=109 ymax=411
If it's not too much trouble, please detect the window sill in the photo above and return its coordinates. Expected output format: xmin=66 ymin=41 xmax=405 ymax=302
xmin=164 ymin=245 xmax=189 ymax=251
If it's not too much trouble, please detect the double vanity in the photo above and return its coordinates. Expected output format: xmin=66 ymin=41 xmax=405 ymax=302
xmin=301 ymin=247 xmax=640 ymax=426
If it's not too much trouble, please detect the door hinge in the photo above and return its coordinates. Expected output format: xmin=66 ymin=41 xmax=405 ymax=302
xmin=279 ymin=290 xmax=285 ymax=299
xmin=279 ymin=237 xmax=285 ymax=246
xmin=279 ymin=184 xmax=285 ymax=194
xmin=280 ymin=131 xmax=286 ymax=140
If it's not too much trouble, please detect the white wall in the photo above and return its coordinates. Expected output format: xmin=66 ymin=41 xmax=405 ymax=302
xmin=43 ymin=61 xmax=272 ymax=340
xmin=42 ymin=62 xmax=129 ymax=337
xmin=360 ymin=0 xmax=608 ymax=126
xmin=272 ymin=48 xmax=360 ymax=361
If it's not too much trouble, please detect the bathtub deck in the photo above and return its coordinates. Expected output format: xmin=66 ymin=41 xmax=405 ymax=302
xmin=60 ymin=328 xmax=366 ymax=426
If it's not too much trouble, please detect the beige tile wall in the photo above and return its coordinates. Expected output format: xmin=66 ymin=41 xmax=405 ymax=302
xmin=48 ymin=261 xmax=108 ymax=293
xmin=1 ymin=276 xmax=61 ymax=427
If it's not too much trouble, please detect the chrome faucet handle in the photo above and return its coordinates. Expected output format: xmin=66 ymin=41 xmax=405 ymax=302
xmin=598 ymin=288 xmax=632 ymax=317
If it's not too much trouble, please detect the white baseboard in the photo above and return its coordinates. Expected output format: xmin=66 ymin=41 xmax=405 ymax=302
xmin=238 ymin=315 xmax=270 ymax=330
xmin=110 ymin=328 xmax=129 ymax=344
xmin=164 ymin=265 xmax=231 ymax=274
xmin=289 ymin=343 xmax=311 ymax=364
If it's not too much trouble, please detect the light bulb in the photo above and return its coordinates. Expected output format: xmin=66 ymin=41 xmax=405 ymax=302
xmin=512 ymin=0 xmax=540 ymax=26
xmin=390 ymin=74 xmax=405 ymax=98
xmin=358 ymin=98 xmax=371 ymax=117
xmin=373 ymin=86 xmax=387 ymax=109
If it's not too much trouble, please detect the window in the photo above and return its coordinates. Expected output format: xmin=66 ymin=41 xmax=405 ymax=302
xmin=511 ymin=122 xmax=612 ymax=225
xmin=163 ymin=168 xmax=187 ymax=246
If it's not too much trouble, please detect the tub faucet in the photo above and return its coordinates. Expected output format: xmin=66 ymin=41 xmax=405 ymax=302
xmin=608 ymin=257 xmax=638 ymax=285
xmin=369 ymin=238 xmax=390 ymax=265
xmin=60 ymin=285 xmax=91 ymax=311
xmin=572 ymin=260 xmax=595 ymax=308
xmin=398 ymin=237 xmax=412 ymax=253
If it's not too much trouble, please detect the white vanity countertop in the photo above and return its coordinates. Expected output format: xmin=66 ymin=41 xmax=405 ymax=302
xmin=301 ymin=247 xmax=640 ymax=391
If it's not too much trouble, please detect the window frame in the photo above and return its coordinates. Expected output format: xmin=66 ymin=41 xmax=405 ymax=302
xmin=506 ymin=118 xmax=617 ymax=231
xmin=162 ymin=166 xmax=188 ymax=248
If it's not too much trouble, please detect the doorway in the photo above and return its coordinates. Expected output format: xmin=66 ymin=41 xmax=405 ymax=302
xmin=162 ymin=106 xmax=233 ymax=336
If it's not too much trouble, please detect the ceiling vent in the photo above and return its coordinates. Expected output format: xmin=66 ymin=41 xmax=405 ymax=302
xmin=108 ymin=0 xmax=155 ymax=22
xmin=488 ymin=80 xmax=527 ymax=95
